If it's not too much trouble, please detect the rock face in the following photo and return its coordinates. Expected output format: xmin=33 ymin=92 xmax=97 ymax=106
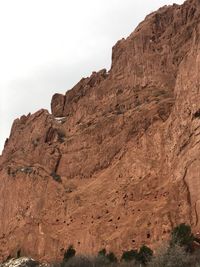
xmin=0 ymin=0 xmax=200 ymax=262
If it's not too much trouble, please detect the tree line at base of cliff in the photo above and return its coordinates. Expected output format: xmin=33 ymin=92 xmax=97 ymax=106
xmin=57 ymin=224 xmax=200 ymax=267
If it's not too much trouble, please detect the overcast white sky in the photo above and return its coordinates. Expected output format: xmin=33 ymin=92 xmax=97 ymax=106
xmin=0 ymin=0 xmax=184 ymax=153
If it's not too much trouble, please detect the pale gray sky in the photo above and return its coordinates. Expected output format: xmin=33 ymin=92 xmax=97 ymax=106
xmin=0 ymin=0 xmax=184 ymax=153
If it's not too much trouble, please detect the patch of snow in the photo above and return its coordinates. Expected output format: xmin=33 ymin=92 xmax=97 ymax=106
xmin=1 ymin=257 xmax=36 ymax=267
xmin=54 ymin=117 xmax=66 ymax=124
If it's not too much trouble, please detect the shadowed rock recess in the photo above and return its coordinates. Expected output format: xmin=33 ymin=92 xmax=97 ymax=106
xmin=0 ymin=0 xmax=200 ymax=262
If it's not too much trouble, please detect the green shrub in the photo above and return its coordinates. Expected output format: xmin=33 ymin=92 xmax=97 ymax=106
xmin=63 ymin=245 xmax=76 ymax=262
xmin=98 ymin=248 xmax=107 ymax=257
xmin=137 ymin=245 xmax=153 ymax=265
xmin=171 ymin=223 xmax=194 ymax=251
xmin=106 ymin=252 xmax=118 ymax=263
xmin=121 ymin=250 xmax=138 ymax=262
xmin=97 ymin=248 xmax=117 ymax=263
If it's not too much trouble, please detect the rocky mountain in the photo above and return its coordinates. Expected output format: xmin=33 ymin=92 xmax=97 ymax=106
xmin=0 ymin=0 xmax=200 ymax=262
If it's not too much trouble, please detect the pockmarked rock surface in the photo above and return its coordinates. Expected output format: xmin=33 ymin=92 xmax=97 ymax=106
xmin=0 ymin=0 xmax=200 ymax=262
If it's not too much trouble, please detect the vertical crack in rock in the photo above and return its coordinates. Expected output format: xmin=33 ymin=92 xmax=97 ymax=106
xmin=54 ymin=148 xmax=62 ymax=173
xmin=182 ymin=167 xmax=192 ymax=221
xmin=183 ymin=159 xmax=199 ymax=226
xmin=195 ymin=202 xmax=199 ymax=226
xmin=62 ymin=95 xmax=66 ymax=115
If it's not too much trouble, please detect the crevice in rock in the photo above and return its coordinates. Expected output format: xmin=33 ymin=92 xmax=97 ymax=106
xmin=62 ymin=95 xmax=67 ymax=115
xmin=54 ymin=149 xmax=62 ymax=174
xmin=178 ymin=133 xmax=193 ymax=155
xmin=195 ymin=202 xmax=199 ymax=226
xmin=182 ymin=167 xmax=191 ymax=207
xmin=182 ymin=159 xmax=198 ymax=225
xmin=192 ymin=140 xmax=200 ymax=148
xmin=193 ymin=109 xmax=200 ymax=119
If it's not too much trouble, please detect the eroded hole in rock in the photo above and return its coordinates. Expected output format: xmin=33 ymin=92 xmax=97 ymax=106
xmin=132 ymin=239 xmax=135 ymax=243
xmin=32 ymin=138 xmax=40 ymax=147
xmin=147 ymin=233 xmax=150 ymax=239
xmin=193 ymin=109 xmax=200 ymax=119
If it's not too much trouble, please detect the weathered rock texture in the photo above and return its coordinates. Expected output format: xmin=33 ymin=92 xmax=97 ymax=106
xmin=0 ymin=0 xmax=200 ymax=262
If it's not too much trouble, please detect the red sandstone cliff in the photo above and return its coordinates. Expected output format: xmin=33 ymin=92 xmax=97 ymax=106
xmin=0 ymin=0 xmax=200 ymax=262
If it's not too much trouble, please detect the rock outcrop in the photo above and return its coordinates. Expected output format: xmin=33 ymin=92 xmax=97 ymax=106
xmin=0 ymin=0 xmax=200 ymax=262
